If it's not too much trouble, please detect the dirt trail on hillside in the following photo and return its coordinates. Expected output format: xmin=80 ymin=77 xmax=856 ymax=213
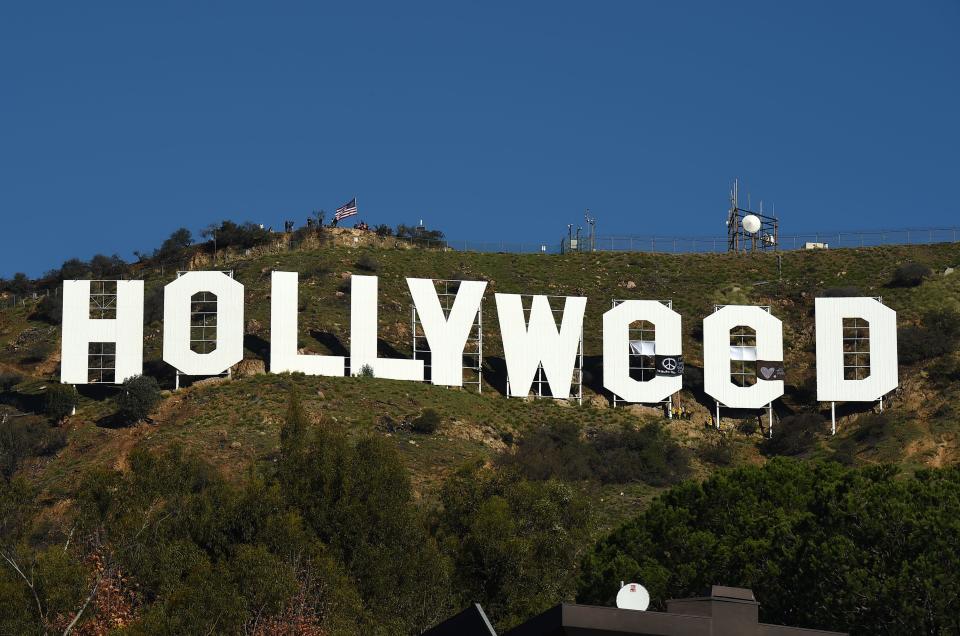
xmin=112 ymin=391 xmax=190 ymax=472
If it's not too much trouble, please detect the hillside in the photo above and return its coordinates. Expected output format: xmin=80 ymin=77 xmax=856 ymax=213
xmin=2 ymin=234 xmax=960 ymax=633
xmin=3 ymin=235 xmax=960 ymax=508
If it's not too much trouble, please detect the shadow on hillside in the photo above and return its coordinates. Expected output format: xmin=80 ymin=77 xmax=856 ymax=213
xmin=95 ymin=411 xmax=128 ymax=429
xmin=682 ymin=365 xmax=843 ymax=432
xmin=309 ymin=330 xmax=348 ymax=357
xmin=820 ymin=400 xmax=879 ymax=421
xmin=582 ymin=355 xmax=608 ymax=403
xmin=482 ymin=358 xmax=508 ymax=396
xmin=678 ymin=364 xmax=778 ymax=427
xmin=479 ymin=355 xmax=610 ymax=402
xmin=244 ymin=334 xmax=271 ymax=361
xmin=377 ymin=339 xmax=408 ymax=360
xmin=0 ymin=390 xmax=44 ymax=414
xmin=77 ymin=384 xmax=118 ymax=401
xmin=143 ymin=360 xmax=176 ymax=389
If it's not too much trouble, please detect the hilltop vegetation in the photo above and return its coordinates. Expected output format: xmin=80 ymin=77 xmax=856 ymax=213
xmin=1 ymin=227 xmax=960 ymax=633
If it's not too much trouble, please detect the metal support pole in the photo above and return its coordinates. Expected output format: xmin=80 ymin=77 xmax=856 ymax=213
xmin=667 ymin=395 xmax=673 ymax=419
xmin=715 ymin=401 xmax=720 ymax=429
xmin=477 ymin=301 xmax=483 ymax=394
xmin=768 ymin=402 xmax=773 ymax=438
xmin=831 ymin=402 xmax=836 ymax=435
xmin=175 ymin=371 xmax=180 ymax=391
xmin=879 ymin=396 xmax=883 ymax=412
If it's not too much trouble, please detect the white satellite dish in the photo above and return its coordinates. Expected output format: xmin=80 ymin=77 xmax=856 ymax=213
xmin=616 ymin=582 xmax=650 ymax=611
xmin=742 ymin=214 xmax=762 ymax=234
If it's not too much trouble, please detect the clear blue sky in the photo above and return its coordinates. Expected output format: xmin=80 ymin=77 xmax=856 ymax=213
xmin=2 ymin=1 xmax=958 ymax=277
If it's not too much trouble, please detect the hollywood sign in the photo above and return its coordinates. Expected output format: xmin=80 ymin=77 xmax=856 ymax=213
xmin=59 ymin=272 xmax=898 ymax=408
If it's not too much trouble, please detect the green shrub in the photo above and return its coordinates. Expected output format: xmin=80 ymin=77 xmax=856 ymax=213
xmin=830 ymin=436 xmax=858 ymax=466
xmin=928 ymin=354 xmax=960 ymax=383
xmin=0 ymin=416 xmax=67 ymax=478
xmin=43 ymin=384 xmax=78 ymax=421
xmin=737 ymin=418 xmax=758 ymax=436
xmin=355 ymin=253 xmax=379 ymax=272
xmin=899 ymin=308 xmax=960 ymax=364
xmin=115 ymin=375 xmax=162 ymax=422
xmin=396 ymin=224 xmax=445 ymax=243
xmin=358 ymin=364 xmax=374 ymax=378
xmin=411 ymin=408 xmax=441 ymax=433
xmin=592 ymin=423 xmax=692 ymax=486
xmin=499 ymin=420 xmax=595 ymax=481
xmin=500 ymin=421 xmax=691 ymax=486
xmin=30 ymin=294 xmax=62 ymax=324
xmin=891 ymin=262 xmax=931 ymax=287
xmin=0 ymin=372 xmax=23 ymax=393
xmin=698 ymin=435 xmax=736 ymax=466
xmin=20 ymin=340 xmax=54 ymax=364
xmin=852 ymin=412 xmax=894 ymax=445
xmin=202 ymin=220 xmax=272 ymax=250
xmin=760 ymin=412 xmax=825 ymax=456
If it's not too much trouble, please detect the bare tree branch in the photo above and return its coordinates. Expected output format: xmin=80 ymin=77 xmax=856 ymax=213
xmin=62 ymin=567 xmax=106 ymax=636
xmin=0 ymin=549 xmax=44 ymax=622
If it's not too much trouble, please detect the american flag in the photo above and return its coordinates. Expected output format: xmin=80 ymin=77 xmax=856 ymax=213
xmin=334 ymin=197 xmax=358 ymax=221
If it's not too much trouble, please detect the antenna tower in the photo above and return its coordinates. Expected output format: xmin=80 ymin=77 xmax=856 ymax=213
xmin=727 ymin=179 xmax=779 ymax=252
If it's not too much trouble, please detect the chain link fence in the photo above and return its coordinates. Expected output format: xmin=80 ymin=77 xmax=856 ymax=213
xmin=342 ymin=226 xmax=960 ymax=255
xmin=578 ymin=227 xmax=960 ymax=254
xmin=0 ymin=287 xmax=60 ymax=310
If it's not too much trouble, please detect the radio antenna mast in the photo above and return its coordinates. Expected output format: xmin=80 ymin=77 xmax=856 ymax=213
xmin=726 ymin=178 xmax=779 ymax=253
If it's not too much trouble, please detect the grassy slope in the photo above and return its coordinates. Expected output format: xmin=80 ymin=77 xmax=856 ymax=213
xmin=2 ymin=237 xmax=960 ymax=533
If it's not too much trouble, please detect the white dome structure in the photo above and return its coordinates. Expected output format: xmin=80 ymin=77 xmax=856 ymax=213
xmin=741 ymin=214 xmax=762 ymax=234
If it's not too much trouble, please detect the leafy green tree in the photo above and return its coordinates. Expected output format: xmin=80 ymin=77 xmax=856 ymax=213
xmin=54 ymin=258 xmax=91 ymax=281
xmin=578 ymin=459 xmax=960 ymax=635
xmin=88 ymin=253 xmax=128 ymax=278
xmin=277 ymin=390 xmax=454 ymax=633
xmin=436 ymin=461 xmax=592 ymax=630
xmin=2 ymin=272 xmax=33 ymax=295
xmin=155 ymin=228 xmax=193 ymax=261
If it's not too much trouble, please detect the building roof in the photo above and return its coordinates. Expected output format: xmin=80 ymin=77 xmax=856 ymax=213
xmin=422 ymin=603 xmax=497 ymax=636
xmin=426 ymin=587 xmax=847 ymax=636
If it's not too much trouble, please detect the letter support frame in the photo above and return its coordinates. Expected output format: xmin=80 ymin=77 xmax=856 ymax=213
xmin=409 ymin=280 xmax=484 ymax=393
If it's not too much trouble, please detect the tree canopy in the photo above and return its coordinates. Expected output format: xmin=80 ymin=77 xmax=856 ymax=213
xmin=578 ymin=458 xmax=960 ymax=635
